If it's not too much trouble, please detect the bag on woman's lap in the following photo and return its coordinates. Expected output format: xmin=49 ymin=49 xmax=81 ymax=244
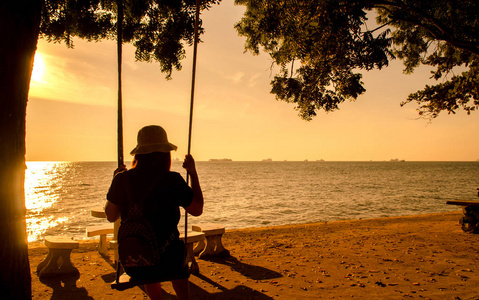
xmin=118 ymin=176 xmax=188 ymax=281
xmin=118 ymin=217 xmax=187 ymax=280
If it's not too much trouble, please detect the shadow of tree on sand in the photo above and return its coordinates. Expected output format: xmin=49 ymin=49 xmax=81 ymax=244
xmin=39 ymin=273 xmax=94 ymax=300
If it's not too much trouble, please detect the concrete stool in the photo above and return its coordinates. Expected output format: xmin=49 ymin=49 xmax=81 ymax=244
xmin=180 ymin=231 xmax=205 ymax=274
xmin=37 ymin=236 xmax=79 ymax=278
xmin=192 ymin=223 xmax=229 ymax=258
xmin=86 ymin=224 xmax=114 ymax=256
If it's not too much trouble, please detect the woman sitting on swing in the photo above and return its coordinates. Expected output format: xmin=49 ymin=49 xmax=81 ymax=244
xmin=105 ymin=125 xmax=204 ymax=300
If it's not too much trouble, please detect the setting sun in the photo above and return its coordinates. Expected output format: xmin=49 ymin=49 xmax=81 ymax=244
xmin=31 ymin=52 xmax=46 ymax=83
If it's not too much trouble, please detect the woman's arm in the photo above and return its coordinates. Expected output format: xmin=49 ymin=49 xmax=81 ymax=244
xmin=183 ymin=155 xmax=204 ymax=216
xmin=104 ymin=165 xmax=127 ymax=222
xmin=105 ymin=200 xmax=121 ymax=222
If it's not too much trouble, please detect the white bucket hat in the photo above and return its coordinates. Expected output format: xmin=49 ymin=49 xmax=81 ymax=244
xmin=130 ymin=125 xmax=177 ymax=155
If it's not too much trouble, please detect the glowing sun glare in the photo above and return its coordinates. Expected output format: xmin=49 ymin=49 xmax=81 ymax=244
xmin=32 ymin=52 xmax=46 ymax=82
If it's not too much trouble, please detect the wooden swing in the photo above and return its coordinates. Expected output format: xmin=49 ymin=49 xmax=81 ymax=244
xmin=111 ymin=0 xmax=202 ymax=290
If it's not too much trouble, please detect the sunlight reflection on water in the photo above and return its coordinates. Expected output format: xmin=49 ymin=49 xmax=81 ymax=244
xmin=25 ymin=162 xmax=75 ymax=242
xmin=25 ymin=161 xmax=119 ymax=242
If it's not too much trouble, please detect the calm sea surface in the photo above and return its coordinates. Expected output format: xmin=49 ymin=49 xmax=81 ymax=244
xmin=25 ymin=161 xmax=479 ymax=242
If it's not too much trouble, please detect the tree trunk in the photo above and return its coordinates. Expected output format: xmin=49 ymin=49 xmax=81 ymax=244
xmin=0 ymin=1 xmax=43 ymax=299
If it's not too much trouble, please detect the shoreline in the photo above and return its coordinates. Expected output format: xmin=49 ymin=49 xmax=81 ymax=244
xmin=29 ymin=211 xmax=479 ymax=299
xmin=26 ymin=208 xmax=463 ymax=244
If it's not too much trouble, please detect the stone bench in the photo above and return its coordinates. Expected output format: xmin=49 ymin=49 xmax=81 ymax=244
xmin=180 ymin=231 xmax=205 ymax=274
xmin=86 ymin=224 xmax=114 ymax=256
xmin=109 ymin=240 xmax=119 ymax=262
xmin=192 ymin=223 xmax=229 ymax=258
xmin=37 ymin=236 xmax=79 ymax=278
xmin=446 ymin=200 xmax=479 ymax=233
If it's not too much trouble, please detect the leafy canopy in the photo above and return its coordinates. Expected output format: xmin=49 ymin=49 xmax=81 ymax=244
xmin=40 ymin=0 xmax=221 ymax=78
xmin=235 ymin=0 xmax=479 ymax=120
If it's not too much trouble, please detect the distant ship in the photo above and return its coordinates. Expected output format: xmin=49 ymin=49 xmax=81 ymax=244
xmin=209 ymin=158 xmax=232 ymax=162
xmin=390 ymin=158 xmax=405 ymax=162
xmin=262 ymin=158 xmax=272 ymax=162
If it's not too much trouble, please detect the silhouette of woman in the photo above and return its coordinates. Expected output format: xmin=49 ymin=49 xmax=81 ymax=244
xmin=105 ymin=125 xmax=203 ymax=300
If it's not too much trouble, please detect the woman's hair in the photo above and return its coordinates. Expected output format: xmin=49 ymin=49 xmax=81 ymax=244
xmin=133 ymin=151 xmax=171 ymax=172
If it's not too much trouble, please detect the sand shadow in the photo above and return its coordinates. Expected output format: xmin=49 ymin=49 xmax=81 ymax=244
xmin=99 ymin=252 xmax=116 ymax=269
xmin=99 ymin=254 xmax=279 ymax=298
xmin=201 ymin=255 xmax=282 ymax=281
xmin=39 ymin=273 xmax=94 ymax=300
xmin=101 ymin=270 xmax=273 ymax=300
xmin=101 ymin=266 xmax=274 ymax=299
xmin=100 ymin=271 xmax=117 ymax=283
xmin=189 ymin=276 xmax=274 ymax=300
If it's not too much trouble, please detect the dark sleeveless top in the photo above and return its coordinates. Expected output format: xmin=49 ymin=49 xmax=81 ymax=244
xmin=107 ymin=169 xmax=193 ymax=242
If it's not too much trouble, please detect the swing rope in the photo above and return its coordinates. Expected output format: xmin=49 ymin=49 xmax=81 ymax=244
xmin=185 ymin=0 xmax=202 ymax=254
xmin=116 ymin=0 xmax=124 ymax=168
xmin=114 ymin=0 xmax=124 ymax=288
xmin=187 ymin=0 xmax=201 ymax=157
xmin=112 ymin=0 xmax=201 ymax=289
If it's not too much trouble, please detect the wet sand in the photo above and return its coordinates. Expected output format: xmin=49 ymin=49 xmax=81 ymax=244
xmin=29 ymin=211 xmax=479 ymax=299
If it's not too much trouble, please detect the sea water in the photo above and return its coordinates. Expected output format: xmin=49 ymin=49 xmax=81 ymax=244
xmin=25 ymin=161 xmax=479 ymax=242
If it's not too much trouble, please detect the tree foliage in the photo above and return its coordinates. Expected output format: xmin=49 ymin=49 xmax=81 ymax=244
xmin=234 ymin=0 xmax=479 ymax=119
xmin=40 ymin=0 xmax=221 ymax=78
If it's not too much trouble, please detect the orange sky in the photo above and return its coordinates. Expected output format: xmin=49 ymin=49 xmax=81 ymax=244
xmin=26 ymin=0 xmax=478 ymax=162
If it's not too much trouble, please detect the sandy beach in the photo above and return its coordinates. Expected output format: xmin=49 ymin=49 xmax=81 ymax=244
xmin=29 ymin=211 xmax=479 ymax=299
